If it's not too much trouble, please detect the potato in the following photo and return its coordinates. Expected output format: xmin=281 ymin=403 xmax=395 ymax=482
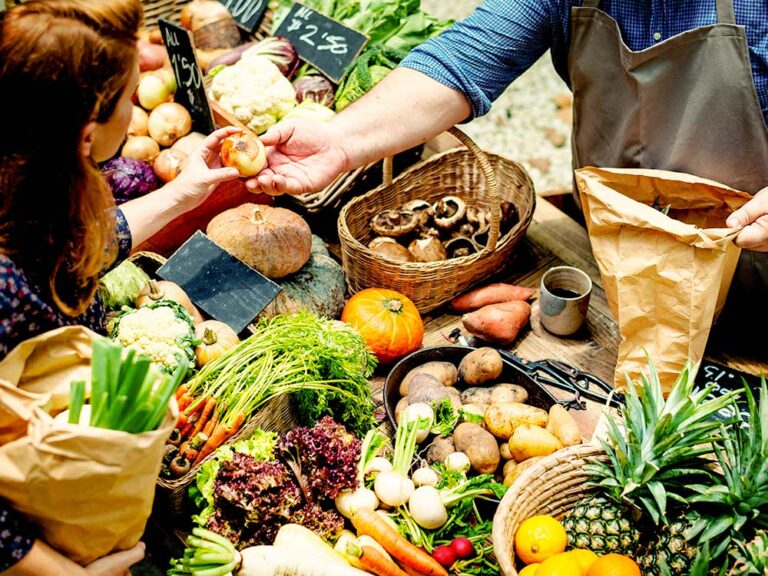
xmin=461 ymin=387 xmax=493 ymax=405
xmin=490 ymin=383 xmax=528 ymax=404
xmin=546 ymin=404 xmax=582 ymax=447
xmin=503 ymin=456 xmax=542 ymax=486
xmin=426 ymin=435 xmax=455 ymax=465
xmin=508 ymin=424 xmax=564 ymax=461
xmin=405 ymin=372 xmax=442 ymax=396
xmin=499 ymin=441 xmax=513 ymax=460
xmin=484 ymin=402 xmax=549 ymax=439
xmin=502 ymin=459 xmax=517 ymax=478
xmin=394 ymin=397 xmax=409 ymax=423
xmin=445 ymin=387 xmax=463 ymax=411
xmin=399 ymin=362 xmax=459 ymax=396
xmin=458 ymin=347 xmax=503 ymax=386
xmin=454 ymin=422 xmax=501 ymax=475
xmin=462 ymin=403 xmax=486 ymax=421
xmin=409 ymin=384 xmax=452 ymax=406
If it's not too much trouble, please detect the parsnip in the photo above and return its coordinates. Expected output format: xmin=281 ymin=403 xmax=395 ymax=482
xmin=239 ymin=545 xmax=370 ymax=576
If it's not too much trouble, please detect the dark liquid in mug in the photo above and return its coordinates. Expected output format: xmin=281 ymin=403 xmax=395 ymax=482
xmin=549 ymin=288 xmax=581 ymax=298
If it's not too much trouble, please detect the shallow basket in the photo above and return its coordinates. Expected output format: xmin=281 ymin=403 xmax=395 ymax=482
xmin=492 ymin=444 xmax=606 ymax=576
xmin=127 ymin=252 xmax=300 ymax=517
xmin=338 ymin=127 xmax=536 ymax=313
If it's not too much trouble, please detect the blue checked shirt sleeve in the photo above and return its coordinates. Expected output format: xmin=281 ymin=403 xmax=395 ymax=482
xmin=400 ymin=0 xmax=559 ymax=119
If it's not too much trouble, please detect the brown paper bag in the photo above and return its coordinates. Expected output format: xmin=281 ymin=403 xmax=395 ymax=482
xmin=575 ymin=167 xmax=752 ymax=392
xmin=0 ymin=326 xmax=176 ymax=564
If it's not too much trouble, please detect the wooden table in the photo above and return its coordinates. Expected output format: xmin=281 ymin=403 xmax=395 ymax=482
xmin=371 ymin=197 xmax=768 ymax=438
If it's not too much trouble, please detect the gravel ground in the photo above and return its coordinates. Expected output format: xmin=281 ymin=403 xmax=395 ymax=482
xmin=420 ymin=0 xmax=574 ymax=195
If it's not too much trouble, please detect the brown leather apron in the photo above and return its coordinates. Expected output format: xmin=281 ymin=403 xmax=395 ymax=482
xmin=568 ymin=0 xmax=768 ymax=345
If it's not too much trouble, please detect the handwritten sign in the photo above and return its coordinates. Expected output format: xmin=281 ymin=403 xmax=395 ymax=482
xmin=217 ymin=0 xmax=268 ymax=33
xmin=159 ymin=19 xmax=214 ymax=134
xmin=274 ymin=3 xmax=367 ymax=83
xmin=157 ymin=231 xmax=282 ymax=334
xmin=696 ymin=360 xmax=763 ymax=423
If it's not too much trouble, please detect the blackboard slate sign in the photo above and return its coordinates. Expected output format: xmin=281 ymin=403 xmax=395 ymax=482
xmin=157 ymin=231 xmax=282 ymax=334
xmin=217 ymin=0 xmax=268 ymax=33
xmin=696 ymin=360 xmax=763 ymax=422
xmin=274 ymin=3 xmax=367 ymax=84
xmin=159 ymin=19 xmax=214 ymax=135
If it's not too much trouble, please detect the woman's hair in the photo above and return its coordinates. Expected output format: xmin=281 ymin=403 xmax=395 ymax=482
xmin=0 ymin=0 xmax=142 ymax=316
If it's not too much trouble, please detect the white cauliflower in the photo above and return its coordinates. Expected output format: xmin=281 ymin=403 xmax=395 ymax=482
xmin=209 ymin=55 xmax=297 ymax=134
xmin=113 ymin=303 xmax=196 ymax=372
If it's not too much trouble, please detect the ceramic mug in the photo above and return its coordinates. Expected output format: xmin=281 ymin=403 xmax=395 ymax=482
xmin=539 ymin=266 xmax=593 ymax=336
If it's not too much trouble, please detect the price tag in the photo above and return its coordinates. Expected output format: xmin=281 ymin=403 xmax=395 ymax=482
xmin=274 ymin=2 xmax=367 ymax=84
xmin=696 ymin=360 xmax=763 ymax=423
xmin=216 ymin=0 xmax=268 ymax=33
xmin=157 ymin=231 xmax=282 ymax=334
xmin=159 ymin=19 xmax=214 ymax=134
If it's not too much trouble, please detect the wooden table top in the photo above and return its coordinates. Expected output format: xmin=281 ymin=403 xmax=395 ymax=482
xmin=372 ymin=196 xmax=768 ymax=438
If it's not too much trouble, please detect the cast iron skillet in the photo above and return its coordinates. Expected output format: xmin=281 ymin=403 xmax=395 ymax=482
xmin=383 ymin=345 xmax=622 ymax=430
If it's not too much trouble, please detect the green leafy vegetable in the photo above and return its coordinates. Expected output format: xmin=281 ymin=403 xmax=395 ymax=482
xmin=98 ymin=260 xmax=151 ymax=311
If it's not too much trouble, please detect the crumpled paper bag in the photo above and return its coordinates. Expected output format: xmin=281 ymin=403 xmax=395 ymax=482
xmin=0 ymin=326 xmax=176 ymax=564
xmin=575 ymin=167 xmax=752 ymax=392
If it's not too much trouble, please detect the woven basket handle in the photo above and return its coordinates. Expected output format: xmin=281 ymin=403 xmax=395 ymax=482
xmin=382 ymin=127 xmax=501 ymax=251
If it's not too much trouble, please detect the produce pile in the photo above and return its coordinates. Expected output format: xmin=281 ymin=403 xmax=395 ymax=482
xmin=509 ymin=364 xmax=768 ymax=576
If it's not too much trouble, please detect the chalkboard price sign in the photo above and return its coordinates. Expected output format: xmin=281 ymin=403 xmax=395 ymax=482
xmin=274 ymin=3 xmax=367 ymax=83
xmin=159 ymin=19 xmax=214 ymax=134
xmin=217 ymin=0 xmax=268 ymax=33
xmin=696 ymin=360 xmax=763 ymax=422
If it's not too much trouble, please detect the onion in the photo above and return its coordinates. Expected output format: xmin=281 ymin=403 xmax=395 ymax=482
xmin=153 ymin=148 xmax=188 ymax=183
xmin=136 ymin=280 xmax=203 ymax=324
xmin=137 ymin=70 xmax=175 ymax=110
xmin=148 ymin=102 xmax=192 ymax=147
xmin=171 ymin=131 xmax=206 ymax=156
xmin=121 ymin=136 xmax=160 ymax=164
xmin=128 ymin=106 xmax=149 ymax=137
xmin=138 ymin=40 xmax=168 ymax=72
xmin=219 ymin=132 xmax=266 ymax=177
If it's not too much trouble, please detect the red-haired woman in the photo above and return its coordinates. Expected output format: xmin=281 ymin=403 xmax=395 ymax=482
xmin=0 ymin=0 xmax=240 ymax=572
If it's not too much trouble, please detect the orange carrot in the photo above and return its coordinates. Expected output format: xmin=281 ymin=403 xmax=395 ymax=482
xmin=203 ymin=410 xmax=219 ymax=437
xmin=190 ymin=397 xmax=216 ymax=439
xmin=348 ymin=542 xmax=410 ymax=576
xmin=351 ymin=509 xmax=448 ymax=576
xmin=179 ymin=412 xmax=199 ymax=439
xmin=178 ymin=432 xmax=207 ymax=460
xmin=452 ymin=282 xmax=536 ymax=313
xmin=193 ymin=412 xmax=246 ymax=465
xmin=400 ymin=566 xmax=427 ymax=576
xmin=177 ymin=393 xmax=195 ymax=411
xmin=175 ymin=384 xmax=190 ymax=400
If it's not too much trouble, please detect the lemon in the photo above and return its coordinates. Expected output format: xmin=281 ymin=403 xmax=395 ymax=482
xmin=514 ymin=515 xmax=568 ymax=564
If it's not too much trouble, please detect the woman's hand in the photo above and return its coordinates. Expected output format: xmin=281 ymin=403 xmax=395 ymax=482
xmin=727 ymin=186 xmax=768 ymax=251
xmin=246 ymin=119 xmax=349 ymax=196
xmin=166 ymin=126 xmax=242 ymax=210
xmin=84 ymin=543 xmax=145 ymax=576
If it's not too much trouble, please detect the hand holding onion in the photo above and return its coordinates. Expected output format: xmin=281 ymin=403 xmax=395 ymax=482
xmin=219 ymin=131 xmax=267 ymax=177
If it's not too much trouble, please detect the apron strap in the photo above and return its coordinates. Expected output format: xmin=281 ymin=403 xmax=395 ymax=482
xmin=716 ymin=0 xmax=736 ymax=24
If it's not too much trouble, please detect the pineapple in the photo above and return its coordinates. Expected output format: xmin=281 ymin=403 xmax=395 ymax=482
xmin=561 ymin=361 xmax=739 ymax=570
xmin=729 ymin=531 xmax=768 ymax=575
xmin=637 ymin=515 xmax=697 ymax=575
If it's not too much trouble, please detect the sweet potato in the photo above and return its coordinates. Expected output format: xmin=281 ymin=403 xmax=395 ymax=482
xmin=452 ymin=282 xmax=536 ymax=313
xmin=461 ymin=300 xmax=532 ymax=345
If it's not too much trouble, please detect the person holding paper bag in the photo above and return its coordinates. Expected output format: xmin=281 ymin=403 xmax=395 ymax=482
xmin=0 ymin=0 xmax=242 ymax=358
xmin=252 ymin=0 xmax=768 ymax=334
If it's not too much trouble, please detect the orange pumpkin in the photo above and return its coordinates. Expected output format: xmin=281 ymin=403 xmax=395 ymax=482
xmin=341 ymin=288 xmax=424 ymax=365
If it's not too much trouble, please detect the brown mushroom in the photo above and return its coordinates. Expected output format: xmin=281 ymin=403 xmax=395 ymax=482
xmin=369 ymin=237 xmax=414 ymax=263
xmin=466 ymin=206 xmax=491 ymax=232
xmin=445 ymin=237 xmax=478 ymax=259
xmin=370 ymin=209 xmax=419 ymax=237
xmin=408 ymin=237 xmax=447 ymax=262
xmin=501 ymin=201 xmax=520 ymax=232
xmin=401 ymin=199 xmax=434 ymax=227
xmin=432 ymin=196 xmax=467 ymax=230
xmin=451 ymin=222 xmax=477 ymax=239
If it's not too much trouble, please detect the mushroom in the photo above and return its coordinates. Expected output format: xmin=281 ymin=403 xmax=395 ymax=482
xmin=432 ymin=196 xmax=467 ymax=230
xmin=370 ymin=209 xmax=419 ymax=237
xmin=444 ymin=237 xmax=478 ymax=259
xmin=401 ymin=199 xmax=434 ymax=227
xmin=408 ymin=237 xmax=447 ymax=262
xmin=466 ymin=206 xmax=491 ymax=233
xmin=501 ymin=201 xmax=520 ymax=232
xmin=451 ymin=222 xmax=477 ymax=239
xmin=368 ymin=237 xmax=414 ymax=263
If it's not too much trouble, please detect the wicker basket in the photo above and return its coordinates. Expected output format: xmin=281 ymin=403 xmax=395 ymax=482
xmin=126 ymin=252 xmax=301 ymax=516
xmin=338 ymin=127 xmax=536 ymax=314
xmin=492 ymin=444 xmax=606 ymax=576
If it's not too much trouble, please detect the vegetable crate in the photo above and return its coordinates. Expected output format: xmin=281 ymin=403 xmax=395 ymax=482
xmin=127 ymin=252 xmax=301 ymax=516
xmin=338 ymin=127 xmax=536 ymax=314
xmin=491 ymin=444 xmax=604 ymax=576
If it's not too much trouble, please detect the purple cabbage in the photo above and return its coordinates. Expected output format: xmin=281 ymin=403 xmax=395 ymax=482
xmin=292 ymin=74 xmax=335 ymax=108
xmin=101 ymin=157 xmax=158 ymax=204
xmin=247 ymin=36 xmax=299 ymax=78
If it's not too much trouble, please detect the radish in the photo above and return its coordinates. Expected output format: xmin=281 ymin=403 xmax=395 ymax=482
xmin=401 ymin=402 xmax=435 ymax=443
xmin=366 ymin=456 xmax=393 ymax=479
xmin=408 ymin=485 xmax=448 ymax=529
xmin=432 ymin=545 xmax=457 ymax=568
xmin=337 ymin=429 xmax=387 ymax=517
xmin=444 ymin=451 xmax=471 ymax=472
xmin=412 ymin=466 xmax=440 ymax=487
xmin=450 ymin=537 xmax=475 ymax=559
xmin=374 ymin=414 xmax=429 ymax=507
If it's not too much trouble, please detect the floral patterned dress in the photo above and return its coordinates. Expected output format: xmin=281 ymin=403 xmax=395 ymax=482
xmin=0 ymin=501 xmax=35 ymax=571
xmin=0 ymin=208 xmax=132 ymax=358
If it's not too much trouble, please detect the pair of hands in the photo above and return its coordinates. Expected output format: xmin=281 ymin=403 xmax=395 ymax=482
xmin=83 ymin=543 xmax=145 ymax=576
xmin=178 ymin=123 xmax=768 ymax=252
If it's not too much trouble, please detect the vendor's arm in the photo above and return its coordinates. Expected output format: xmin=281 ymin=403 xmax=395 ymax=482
xmin=252 ymin=0 xmax=556 ymax=196
xmin=120 ymin=127 xmax=240 ymax=248
xmin=4 ymin=541 xmax=144 ymax=576
xmin=727 ymin=186 xmax=768 ymax=251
